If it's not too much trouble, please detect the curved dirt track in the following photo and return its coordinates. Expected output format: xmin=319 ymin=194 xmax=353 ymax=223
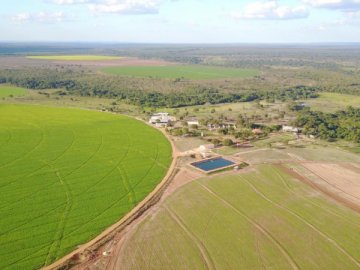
xmin=243 ymin=175 xmax=360 ymax=268
xmin=165 ymin=206 xmax=216 ymax=270
xmin=197 ymin=182 xmax=300 ymax=270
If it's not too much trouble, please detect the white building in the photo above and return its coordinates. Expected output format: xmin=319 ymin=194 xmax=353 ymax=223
xmin=149 ymin=113 xmax=176 ymax=127
xmin=282 ymin=125 xmax=299 ymax=133
xmin=187 ymin=120 xmax=200 ymax=127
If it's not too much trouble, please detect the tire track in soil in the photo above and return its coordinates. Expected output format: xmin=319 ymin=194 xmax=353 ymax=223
xmin=0 ymin=127 xmax=77 ymax=210
xmin=62 ymin=141 xmax=159 ymax=239
xmin=271 ymin=165 xmax=360 ymax=229
xmin=44 ymin=134 xmax=104 ymax=262
xmin=0 ymin=120 xmax=45 ymax=169
xmin=4 ymin=242 xmax=52 ymax=269
xmin=243 ymin=174 xmax=360 ymax=269
xmin=0 ymin=203 xmax=66 ymax=238
xmin=43 ymin=122 xmax=176 ymax=270
xmin=280 ymin=164 xmax=360 ymax=214
xmin=44 ymin=166 xmax=74 ymax=265
xmin=302 ymin=165 xmax=360 ymax=201
xmin=117 ymin=165 xmax=137 ymax=208
xmin=0 ymin=126 xmax=12 ymax=148
xmin=197 ymin=182 xmax=300 ymax=270
xmin=165 ymin=206 xmax=216 ymax=270
xmin=72 ymin=130 xmax=133 ymax=196
xmin=254 ymin=229 xmax=267 ymax=270
xmin=62 ymin=134 xmax=104 ymax=179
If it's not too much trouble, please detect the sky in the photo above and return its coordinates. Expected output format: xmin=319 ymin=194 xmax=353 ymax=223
xmin=1 ymin=0 xmax=360 ymax=43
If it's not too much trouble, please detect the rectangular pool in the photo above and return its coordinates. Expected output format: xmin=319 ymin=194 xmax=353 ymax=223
xmin=191 ymin=157 xmax=235 ymax=172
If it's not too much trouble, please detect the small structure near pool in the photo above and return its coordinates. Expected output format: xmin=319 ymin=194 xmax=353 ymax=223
xmin=190 ymin=157 xmax=238 ymax=173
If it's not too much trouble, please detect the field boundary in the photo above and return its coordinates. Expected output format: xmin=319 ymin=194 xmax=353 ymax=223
xmin=277 ymin=164 xmax=360 ymax=214
xmin=42 ymin=118 xmax=178 ymax=270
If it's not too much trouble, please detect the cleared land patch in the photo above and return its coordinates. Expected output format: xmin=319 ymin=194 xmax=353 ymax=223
xmin=27 ymin=55 xmax=122 ymax=61
xmin=0 ymin=104 xmax=172 ymax=270
xmin=0 ymin=85 xmax=27 ymax=98
xmin=101 ymin=65 xmax=259 ymax=80
xmin=292 ymin=163 xmax=360 ymax=207
xmin=115 ymin=165 xmax=360 ymax=270
xmin=304 ymin=92 xmax=360 ymax=112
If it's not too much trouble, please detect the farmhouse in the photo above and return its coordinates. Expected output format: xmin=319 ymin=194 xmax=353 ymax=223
xmin=149 ymin=113 xmax=176 ymax=127
xmin=187 ymin=120 xmax=200 ymax=127
xmin=282 ymin=125 xmax=299 ymax=133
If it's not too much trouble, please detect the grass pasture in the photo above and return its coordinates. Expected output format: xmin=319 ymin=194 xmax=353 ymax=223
xmin=0 ymin=85 xmax=28 ymax=98
xmin=0 ymin=104 xmax=172 ymax=269
xmin=101 ymin=65 xmax=259 ymax=80
xmin=304 ymin=92 xmax=360 ymax=112
xmin=119 ymin=164 xmax=360 ymax=270
xmin=27 ymin=55 xmax=122 ymax=61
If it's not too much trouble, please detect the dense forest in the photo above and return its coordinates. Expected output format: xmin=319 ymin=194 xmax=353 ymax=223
xmin=0 ymin=68 xmax=338 ymax=108
xmin=294 ymin=107 xmax=360 ymax=142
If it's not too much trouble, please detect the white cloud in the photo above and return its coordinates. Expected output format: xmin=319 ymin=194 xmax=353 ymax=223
xmin=302 ymin=0 xmax=360 ymax=10
xmin=347 ymin=10 xmax=360 ymax=17
xmin=88 ymin=0 xmax=161 ymax=14
xmin=12 ymin=13 xmax=31 ymax=22
xmin=52 ymin=0 xmax=89 ymax=4
xmin=231 ymin=1 xmax=309 ymax=20
xmin=12 ymin=11 xmax=70 ymax=23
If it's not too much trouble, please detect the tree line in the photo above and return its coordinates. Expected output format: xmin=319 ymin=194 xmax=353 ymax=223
xmin=294 ymin=106 xmax=360 ymax=142
xmin=0 ymin=68 xmax=323 ymax=107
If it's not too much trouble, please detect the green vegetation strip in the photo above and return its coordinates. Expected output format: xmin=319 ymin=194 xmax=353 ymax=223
xmin=0 ymin=85 xmax=27 ymax=98
xmin=0 ymin=104 xmax=172 ymax=270
xmin=27 ymin=55 xmax=122 ymax=61
xmin=119 ymin=164 xmax=360 ymax=269
xmin=101 ymin=65 xmax=259 ymax=80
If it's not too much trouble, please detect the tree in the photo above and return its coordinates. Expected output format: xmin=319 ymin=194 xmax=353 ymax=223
xmin=223 ymin=139 xmax=234 ymax=146
xmin=211 ymin=138 xmax=221 ymax=146
xmin=235 ymin=129 xmax=253 ymax=140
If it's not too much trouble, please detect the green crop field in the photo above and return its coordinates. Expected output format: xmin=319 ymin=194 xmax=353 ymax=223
xmin=0 ymin=85 xmax=28 ymax=98
xmin=119 ymin=165 xmax=360 ymax=269
xmin=101 ymin=65 xmax=259 ymax=80
xmin=27 ymin=55 xmax=122 ymax=61
xmin=0 ymin=104 xmax=172 ymax=269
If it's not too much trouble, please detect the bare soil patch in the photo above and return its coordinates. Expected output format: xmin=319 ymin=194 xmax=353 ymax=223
xmin=302 ymin=163 xmax=360 ymax=206
xmin=279 ymin=164 xmax=360 ymax=213
xmin=162 ymin=168 xmax=203 ymax=200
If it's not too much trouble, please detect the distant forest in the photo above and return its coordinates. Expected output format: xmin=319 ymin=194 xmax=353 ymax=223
xmin=0 ymin=44 xmax=359 ymax=107
xmin=0 ymin=68 xmax=322 ymax=107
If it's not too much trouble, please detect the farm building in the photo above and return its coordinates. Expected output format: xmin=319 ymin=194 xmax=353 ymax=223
xmin=149 ymin=113 xmax=176 ymax=127
xmin=282 ymin=125 xmax=299 ymax=133
xmin=187 ymin=120 xmax=200 ymax=127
